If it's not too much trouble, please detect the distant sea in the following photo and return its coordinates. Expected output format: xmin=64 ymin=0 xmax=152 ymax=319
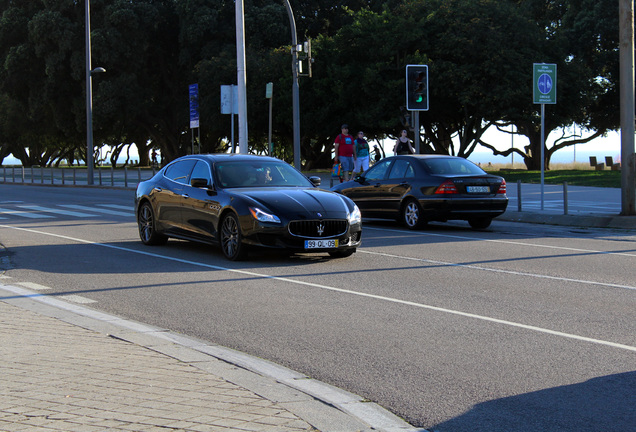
xmin=1 ymin=132 xmax=625 ymax=168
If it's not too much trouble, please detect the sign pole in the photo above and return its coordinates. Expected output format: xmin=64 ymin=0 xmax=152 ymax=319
xmin=266 ymin=82 xmax=273 ymax=155
xmin=189 ymin=83 xmax=199 ymax=155
xmin=540 ymin=104 xmax=545 ymax=210
xmin=533 ymin=63 xmax=557 ymax=211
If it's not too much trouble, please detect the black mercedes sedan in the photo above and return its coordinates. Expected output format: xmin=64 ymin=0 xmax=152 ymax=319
xmin=135 ymin=154 xmax=362 ymax=260
xmin=331 ymin=155 xmax=508 ymax=230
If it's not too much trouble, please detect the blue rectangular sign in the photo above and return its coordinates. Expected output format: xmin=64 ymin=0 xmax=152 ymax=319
xmin=189 ymin=83 xmax=199 ymax=128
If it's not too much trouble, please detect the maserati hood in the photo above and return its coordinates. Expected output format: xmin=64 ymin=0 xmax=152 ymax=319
xmin=238 ymin=188 xmax=353 ymax=218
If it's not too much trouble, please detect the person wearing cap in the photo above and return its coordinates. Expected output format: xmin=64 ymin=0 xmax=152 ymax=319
xmin=333 ymin=124 xmax=356 ymax=182
xmin=354 ymin=131 xmax=370 ymax=174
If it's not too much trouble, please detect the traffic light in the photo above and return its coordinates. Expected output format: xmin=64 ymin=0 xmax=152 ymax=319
xmin=406 ymin=65 xmax=429 ymax=111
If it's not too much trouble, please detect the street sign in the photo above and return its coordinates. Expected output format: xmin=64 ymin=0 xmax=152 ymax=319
xmin=189 ymin=84 xmax=199 ymax=128
xmin=220 ymin=85 xmax=239 ymax=114
xmin=533 ymin=63 xmax=557 ymax=104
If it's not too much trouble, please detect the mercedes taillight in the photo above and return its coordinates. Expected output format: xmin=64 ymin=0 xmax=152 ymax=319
xmin=434 ymin=180 xmax=458 ymax=194
xmin=497 ymin=179 xmax=507 ymax=194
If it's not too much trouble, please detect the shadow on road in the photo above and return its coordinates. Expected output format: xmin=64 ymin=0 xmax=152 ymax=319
xmin=429 ymin=371 xmax=636 ymax=432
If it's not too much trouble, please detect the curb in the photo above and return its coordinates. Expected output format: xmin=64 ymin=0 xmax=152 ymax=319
xmin=499 ymin=210 xmax=636 ymax=230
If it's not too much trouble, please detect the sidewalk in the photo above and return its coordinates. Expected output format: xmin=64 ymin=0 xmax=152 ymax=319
xmin=0 ymin=283 xmax=418 ymax=432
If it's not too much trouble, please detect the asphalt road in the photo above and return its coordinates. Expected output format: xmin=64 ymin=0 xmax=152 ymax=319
xmin=1 ymin=184 xmax=635 ymax=432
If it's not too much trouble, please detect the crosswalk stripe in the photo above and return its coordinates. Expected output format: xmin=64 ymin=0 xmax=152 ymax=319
xmin=98 ymin=204 xmax=133 ymax=211
xmin=60 ymin=204 xmax=133 ymax=217
xmin=18 ymin=205 xmax=96 ymax=217
xmin=16 ymin=282 xmax=51 ymax=290
xmin=0 ymin=207 xmax=54 ymax=219
xmin=58 ymin=294 xmax=97 ymax=304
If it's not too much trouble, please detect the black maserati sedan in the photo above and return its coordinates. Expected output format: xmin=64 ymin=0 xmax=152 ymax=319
xmin=135 ymin=154 xmax=362 ymax=260
xmin=331 ymin=154 xmax=508 ymax=230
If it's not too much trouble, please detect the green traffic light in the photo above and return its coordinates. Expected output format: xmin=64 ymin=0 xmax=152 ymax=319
xmin=415 ymin=94 xmax=423 ymax=103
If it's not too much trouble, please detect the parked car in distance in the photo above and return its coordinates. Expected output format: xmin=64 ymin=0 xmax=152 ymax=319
xmin=331 ymin=155 xmax=508 ymax=230
xmin=135 ymin=154 xmax=362 ymax=260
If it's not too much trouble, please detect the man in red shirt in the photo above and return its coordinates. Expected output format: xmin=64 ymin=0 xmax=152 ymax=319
xmin=333 ymin=124 xmax=356 ymax=181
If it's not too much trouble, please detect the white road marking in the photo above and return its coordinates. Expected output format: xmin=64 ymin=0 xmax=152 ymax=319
xmin=2 ymin=223 xmax=635 ymax=353
xmin=60 ymin=205 xmax=132 ymax=217
xmin=98 ymin=204 xmax=133 ymax=211
xmin=0 ymin=207 xmax=54 ymax=219
xmin=16 ymin=282 xmax=51 ymax=290
xmin=364 ymin=226 xmax=636 ymax=258
xmin=360 ymin=249 xmax=636 ymax=291
xmin=18 ymin=205 xmax=96 ymax=218
xmin=58 ymin=294 xmax=97 ymax=304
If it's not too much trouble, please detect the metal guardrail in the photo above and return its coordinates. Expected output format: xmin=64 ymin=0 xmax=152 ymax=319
xmin=0 ymin=166 xmax=157 ymax=189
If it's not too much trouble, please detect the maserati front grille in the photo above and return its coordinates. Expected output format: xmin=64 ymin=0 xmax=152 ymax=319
xmin=288 ymin=219 xmax=348 ymax=238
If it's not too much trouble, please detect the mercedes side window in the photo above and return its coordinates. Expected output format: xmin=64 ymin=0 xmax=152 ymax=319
xmin=364 ymin=159 xmax=392 ymax=181
xmin=388 ymin=160 xmax=409 ymax=179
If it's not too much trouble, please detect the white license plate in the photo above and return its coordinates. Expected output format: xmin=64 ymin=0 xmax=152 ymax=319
xmin=467 ymin=186 xmax=490 ymax=193
xmin=305 ymin=239 xmax=338 ymax=249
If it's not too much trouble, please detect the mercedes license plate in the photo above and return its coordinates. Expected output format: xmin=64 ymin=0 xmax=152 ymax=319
xmin=467 ymin=186 xmax=490 ymax=193
xmin=305 ymin=239 xmax=338 ymax=249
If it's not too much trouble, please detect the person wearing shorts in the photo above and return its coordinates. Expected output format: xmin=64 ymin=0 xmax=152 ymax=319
xmin=354 ymin=131 xmax=370 ymax=174
xmin=333 ymin=124 xmax=356 ymax=182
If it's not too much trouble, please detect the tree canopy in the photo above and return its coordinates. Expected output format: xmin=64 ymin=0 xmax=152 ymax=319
xmin=0 ymin=0 xmax=625 ymax=169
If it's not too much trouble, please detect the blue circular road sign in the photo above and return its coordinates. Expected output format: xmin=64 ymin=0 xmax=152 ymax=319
xmin=537 ymin=73 xmax=553 ymax=95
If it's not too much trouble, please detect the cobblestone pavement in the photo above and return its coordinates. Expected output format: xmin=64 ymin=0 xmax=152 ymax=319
xmin=0 ymin=300 xmax=317 ymax=432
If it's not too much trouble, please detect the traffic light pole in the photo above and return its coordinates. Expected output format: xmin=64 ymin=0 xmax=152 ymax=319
xmin=413 ymin=111 xmax=420 ymax=153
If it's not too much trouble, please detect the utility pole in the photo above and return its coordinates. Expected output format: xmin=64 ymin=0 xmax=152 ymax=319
xmin=85 ymin=0 xmax=94 ymax=185
xmin=235 ymin=0 xmax=248 ymax=154
xmin=619 ymin=0 xmax=635 ymax=215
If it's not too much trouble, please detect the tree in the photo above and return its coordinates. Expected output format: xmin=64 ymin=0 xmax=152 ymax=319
xmin=478 ymin=0 xmax=620 ymax=169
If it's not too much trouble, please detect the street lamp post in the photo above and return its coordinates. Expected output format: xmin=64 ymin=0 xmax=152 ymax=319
xmin=85 ymin=0 xmax=105 ymax=185
xmin=283 ymin=0 xmax=301 ymax=169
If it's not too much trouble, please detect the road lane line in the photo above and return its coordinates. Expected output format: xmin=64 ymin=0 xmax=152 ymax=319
xmin=1 ymin=223 xmax=635 ymax=353
xmin=359 ymin=250 xmax=636 ymax=291
xmin=364 ymin=226 xmax=636 ymax=257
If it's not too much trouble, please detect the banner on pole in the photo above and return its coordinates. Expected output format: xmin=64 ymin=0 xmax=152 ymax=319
xmin=189 ymin=83 xmax=199 ymax=128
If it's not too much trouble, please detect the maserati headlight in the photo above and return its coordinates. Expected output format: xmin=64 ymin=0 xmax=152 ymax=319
xmin=348 ymin=205 xmax=362 ymax=224
xmin=249 ymin=207 xmax=281 ymax=223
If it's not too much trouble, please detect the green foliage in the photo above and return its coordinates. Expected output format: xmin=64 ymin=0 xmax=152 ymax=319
xmin=0 ymin=0 xmax=625 ymax=170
